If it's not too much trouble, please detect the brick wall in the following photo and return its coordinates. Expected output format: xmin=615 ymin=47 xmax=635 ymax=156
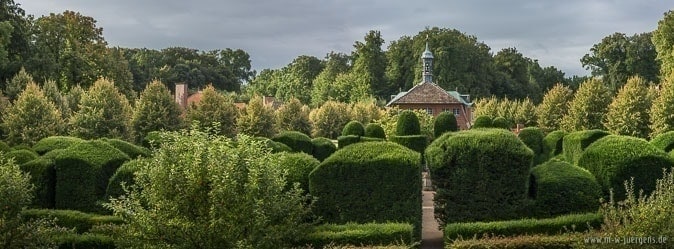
xmin=395 ymin=103 xmax=472 ymax=130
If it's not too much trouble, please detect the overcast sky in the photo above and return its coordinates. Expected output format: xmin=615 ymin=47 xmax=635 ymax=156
xmin=18 ymin=0 xmax=674 ymax=77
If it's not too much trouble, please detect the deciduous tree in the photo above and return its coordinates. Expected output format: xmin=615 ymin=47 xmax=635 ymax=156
xmin=131 ymin=80 xmax=183 ymax=142
xmin=3 ymin=82 xmax=63 ymax=145
xmin=237 ymin=95 xmax=276 ymax=138
xmin=536 ymin=84 xmax=573 ymax=132
xmin=276 ymin=97 xmax=311 ymax=135
xmin=186 ymin=85 xmax=238 ymax=137
xmin=561 ymin=78 xmax=611 ymax=131
xmin=604 ymin=76 xmax=651 ymax=138
xmin=70 ymin=78 xmax=133 ymax=140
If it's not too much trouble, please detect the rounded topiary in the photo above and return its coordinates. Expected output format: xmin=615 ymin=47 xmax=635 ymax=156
xmin=364 ymin=123 xmax=386 ymax=139
xmin=562 ymin=130 xmax=609 ymax=165
xmin=5 ymin=149 xmax=39 ymax=165
xmin=518 ymin=127 xmax=547 ymax=165
xmin=492 ymin=117 xmax=510 ymax=129
xmin=342 ymin=121 xmax=365 ymax=137
xmin=395 ymin=110 xmax=421 ymax=136
xmin=578 ymin=135 xmax=674 ymax=199
xmin=0 ymin=141 xmax=10 ymax=152
xmin=271 ymin=131 xmax=313 ymax=154
xmin=434 ymin=111 xmax=458 ymax=137
xmin=528 ymin=160 xmax=602 ymax=217
xmin=472 ymin=116 xmax=492 ymax=129
xmin=32 ymin=136 xmax=84 ymax=155
xmin=11 ymin=144 xmax=33 ymax=152
xmin=337 ymin=135 xmax=361 ymax=149
xmin=276 ymin=152 xmax=320 ymax=193
xmin=100 ymin=138 xmax=151 ymax=159
xmin=543 ymin=130 xmax=568 ymax=156
xmin=106 ymin=158 xmax=144 ymax=198
xmin=255 ymin=137 xmax=292 ymax=153
xmin=650 ymin=131 xmax=674 ymax=152
xmin=311 ymin=137 xmax=337 ymax=161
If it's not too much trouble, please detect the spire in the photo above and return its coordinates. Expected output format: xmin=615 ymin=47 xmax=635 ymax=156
xmin=421 ymin=35 xmax=433 ymax=83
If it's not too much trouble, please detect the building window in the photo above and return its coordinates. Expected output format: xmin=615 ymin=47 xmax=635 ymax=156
xmin=425 ymin=108 xmax=433 ymax=115
xmin=453 ymin=108 xmax=461 ymax=116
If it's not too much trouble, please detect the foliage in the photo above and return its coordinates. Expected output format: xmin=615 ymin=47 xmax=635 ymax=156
xmin=562 ymin=130 xmax=609 ymax=165
xmin=536 ymin=84 xmax=573 ymax=132
xmin=300 ymin=222 xmax=414 ymax=249
xmin=649 ymin=72 xmax=674 ymax=138
xmin=42 ymin=80 xmax=70 ymax=122
xmin=274 ymin=152 xmax=320 ymax=193
xmin=447 ymin=233 xmax=583 ymax=249
xmin=337 ymin=135 xmax=362 ymax=149
xmin=543 ymin=130 xmax=567 ymax=157
xmin=21 ymin=209 xmax=122 ymax=234
xmin=492 ymin=116 xmax=510 ymax=129
xmin=395 ymin=110 xmax=421 ymax=136
xmin=131 ymin=80 xmax=183 ymax=143
xmin=653 ymin=10 xmax=674 ymax=77
xmin=434 ymin=111 xmax=458 ymax=137
xmin=348 ymin=99 xmax=382 ymax=125
xmin=561 ymin=78 xmax=611 ymax=132
xmin=105 ymin=129 xmax=312 ymax=249
xmin=649 ymin=131 xmax=674 ymax=152
xmin=32 ymin=136 xmax=84 ymax=155
xmin=271 ymin=131 xmax=313 ymax=154
xmin=427 ymin=129 xmax=533 ymax=225
xmin=310 ymin=52 xmax=351 ymax=107
xmin=186 ymin=84 xmax=239 ymax=137
xmin=527 ymin=160 xmax=602 ymax=217
xmin=352 ymin=30 xmax=388 ymax=99
xmin=311 ymin=137 xmax=337 ymax=161
xmin=473 ymin=96 xmax=499 ymax=119
xmin=106 ymin=158 xmax=143 ymax=199
xmin=4 ymin=149 xmax=38 ymax=165
xmin=19 ymin=158 xmax=57 ymax=208
xmin=255 ymin=137 xmax=292 ymax=154
xmin=342 ymin=120 xmax=365 ymax=137
xmin=66 ymin=84 xmax=84 ymax=114
xmin=4 ymin=82 xmax=64 ymax=146
xmin=309 ymin=142 xmax=422 ymax=237
xmin=390 ymin=135 xmax=428 ymax=156
xmin=603 ymin=76 xmax=651 ymax=138
xmin=514 ymin=98 xmax=537 ymax=127
xmin=0 ymin=141 xmax=9 ymax=152
xmin=276 ymin=97 xmax=311 ymax=135
xmin=4 ymin=67 xmax=31 ymax=101
xmin=310 ymin=100 xmax=350 ymax=139
xmin=471 ymin=115 xmax=492 ymax=128
xmin=577 ymin=135 xmax=674 ymax=199
xmin=518 ymin=127 xmax=547 ymax=165
xmin=52 ymin=233 xmax=115 ymax=249
xmin=270 ymin=55 xmax=325 ymax=104
xmin=375 ymin=107 xmax=433 ymax=141
xmin=70 ymin=78 xmax=133 ymax=140
xmin=100 ymin=138 xmax=151 ymax=159
xmin=364 ymin=123 xmax=386 ymax=139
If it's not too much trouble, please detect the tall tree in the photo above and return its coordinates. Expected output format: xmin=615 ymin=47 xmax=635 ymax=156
xmin=352 ymin=30 xmax=387 ymax=99
xmin=186 ymin=85 xmax=238 ymax=137
xmin=536 ymin=84 xmax=573 ymax=132
xmin=3 ymin=82 xmax=63 ymax=145
xmin=274 ymin=55 xmax=324 ymax=104
xmin=0 ymin=0 xmax=31 ymax=85
xmin=0 ymin=21 xmax=12 ymax=71
xmin=650 ymin=72 xmax=674 ymax=138
xmin=42 ymin=79 xmax=69 ymax=120
xmin=653 ymin=10 xmax=674 ymax=78
xmin=604 ymin=76 xmax=651 ymax=138
xmin=5 ymin=67 xmax=31 ymax=101
xmin=386 ymin=36 xmax=416 ymax=94
xmin=70 ymin=78 xmax=133 ymax=140
xmin=276 ymin=97 xmax=311 ymax=135
xmin=561 ymin=78 xmax=611 ymax=131
xmin=494 ymin=47 xmax=536 ymax=100
xmin=310 ymin=52 xmax=350 ymax=107
xmin=131 ymin=80 xmax=183 ymax=143
xmin=236 ymin=95 xmax=276 ymax=138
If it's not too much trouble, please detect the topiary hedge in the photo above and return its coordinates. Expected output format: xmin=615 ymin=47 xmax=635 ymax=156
xmin=342 ymin=120 xmax=365 ymax=137
xmin=337 ymin=135 xmax=361 ymax=149
xmin=395 ymin=110 xmax=421 ymax=136
xmin=5 ymin=149 xmax=39 ymax=165
xmin=11 ymin=144 xmax=33 ymax=152
xmin=492 ymin=116 xmax=510 ymax=129
xmin=52 ymin=233 xmax=115 ymax=249
xmin=577 ymin=135 xmax=674 ymax=199
xmin=21 ymin=209 xmax=123 ymax=233
xmin=106 ymin=158 xmax=145 ymax=199
xmin=20 ymin=158 xmax=58 ymax=208
xmin=562 ymin=130 xmax=609 ymax=165
xmin=543 ymin=130 xmax=567 ymax=157
xmin=311 ymin=137 xmax=336 ymax=161
xmin=32 ymin=136 xmax=84 ymax=155
xmin=364 ymin=123 xmax=386 ymax=139
xmin=309 ymin=142 xmax=422 ymax=238
xmin=275 ymin=152 xmax=320 ymax=193
xmin=650 ymin=131 xmax=674 ymax=152
xmin=518 ymin=127 xmax=547 ymax=165
xmin=272 ymin=131 xmax=313 ymax=154
xmin=390 ymin=135 xmax=428 ymax=155
xmin=448 ymin=234 xmax=584 ymax=249
xmin=300 ymin=222 xmax=414 ymax=248
xmin=256 ymin=137 xmax=293 ymax=153
xmin=100 ymin=138 xmax=151 ymax=159
xmin=427 ymin=128 xmax=533 ymax=224
xmin=434 ymin=111 xmax=458 ymax=137
xmin=527 ymin=160 xmax=602 ymax=217
xmin=54 ymin=140 xmax=131 ymax=213
xmin=472 ymin=115 xmax=492 ymax=129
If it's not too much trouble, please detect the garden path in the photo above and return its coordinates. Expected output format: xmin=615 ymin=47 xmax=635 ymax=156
xmin=421 ymin=172 xmax=443 ymax=249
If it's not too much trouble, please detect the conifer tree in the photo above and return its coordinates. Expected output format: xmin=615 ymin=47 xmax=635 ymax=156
xmin=186 ymin=85 xmax=239 ymax=137
xmin=42 ymin=79 xmax=70 ymax=120
xmin=536 ymin=83 xmax=573 ymax=132
xmin=67 ymin=85 xmax=84 ymax=114
xmin=131 ymin=80 xmax=183 ymax=142
xmin=604 ymin=76 xmax=651 ymax=138
xmin=237 ymin=95 xmax=276 ymax=138
xmin=561 ymin=78 xmax=611 ymax=131
xmin=5 ymin=67 xmax=32 ymax=101
xmin=70 ymin=78 xmax=133 ymax=140
xmin=4 ymin=82 xmax=63 ymax=145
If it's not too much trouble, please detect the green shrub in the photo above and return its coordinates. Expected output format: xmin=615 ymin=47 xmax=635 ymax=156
xmin=395 ymin=110 xmax=421 ymax=136
xmin=527 ymin=160 xmax=602 ymax=217
xmin=543 ymin=130 xmax=567 ymax=156
xmin=425 ymin=132 xmax=457 ymax=171
xmin=577 ymin=135 xmax=674 ymax=198
xmin=301 ymin=222 xmax=414 ymax=249
xmin=444 ymin=212 xmax=602 ymax=240
xmin=141 ymin=130 xmax=163 ymax=148
xmin=11 ymin=144 xmax=33 ymax=151
xmin=52 ymin=233 xmax=115 ymax=249
xmin=275 ymin=152 xmax=320 ymax=193
xmin=0 ymin=141 xmax=11 ymax=152
xmin=54 ymin=140 xmax=130 ymax=213
xmin=448 ymin=234 xmax=583 ymax=249
xmin=650 ymin=130 xmax=674 ymax=152
xmin=272 ymin=131 xmax=313 ymax=154
xmin=99 ymin=138 xmax=151 ymax=159
xmin=32 ymin=136 xmax=84 ymax=155
xmin=364 ymin=123 xmax=386 ymax=139
xmin=492 ymin=117 xmax=510 ymax=129
xmin=427 ymin=128 xmax=533 ymax=224
xmin=360 ymin=137 xmax=385 ymax=142
xmin=5 ymin=149 xmax=39 ymax=165
xmin=311 ymin=137 xmax=337 ymax=161
xmin=337 ymin=135 xmax=361 ymax=149
xmin=106 ymin=159 xmax=144 ymax=199
xmin=342 ymin=120 xmax=366 ymax=137
xmin=390 ymin=135 xmax=428 ymax=155
xmin=21 ymin=209 xmax=123 ymax=233
xmin=472 ymin=116 xmax=492 ymax=128
xmin=434 ymin=111 xmax=458 ymax=137
xmin=518 ymin=127 xmax=547 ymax=165
xmin=309 ymin=142 xmax=422 ymax=238
xmin=256 ymin=136 xmax=293 ymax=153
xmin=562 ymin=130 xmax=609 ymax=165
xmin=19 ymin=158 xmax=57 ymax=208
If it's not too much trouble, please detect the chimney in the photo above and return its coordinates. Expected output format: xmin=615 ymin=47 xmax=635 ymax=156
xmin=175 ymin=83 xmax=188 ymax=109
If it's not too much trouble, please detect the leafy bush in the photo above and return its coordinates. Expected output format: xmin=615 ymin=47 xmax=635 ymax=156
xmin=390 ymin=135 xmax=428 ymax=155
xmin=650 ymin=130 xmax=674 ymax=152
xmin=11 ymin=144 xmax=33 ymax=151
xmin=444 ymin=212 xmax=602 ymax=240
xmin=32 ymin=136 xmax=84 ymax=155
xmin=5 ymin=149 xmax=38 ymax=165
xmin=427 ymin=129 xmax=533 ymax=224
xmin=141 ymin=131 xmax=163 ymax=148
xmin=272 ymin=131 xmax=313 ymax=154
xmin=492 ymin=116 xmax=510 ymax=129
xmin=472 ymin=116 xmax=492 ymax=128
xmin=527 ymin=160 xmax=602 ymax=217
xmin=54 ymin=140 xmax=130 ymax=213
xmin=518 ymin=127 xmax=547 ymax=165
xmin=275 ymin=152 xmax=320 ymax=193
xmin=4 ymin=82 xmax=64 ymax=146
xmin=311 ymin=137 xmax=337 ymax=161
xmin=377 ymin=107 xmax=433 ymax=141
xmin=310 ymin=142 xmax=422 ymax=237
xmin=70 ymin=78 xmax=133 ymax=140
xmin=543 ymin=130 xmax=567 ymax=156
xmin=21 ymin=209 xmax=123 ymax=233
xmin=577 ymin=135 xmax=674 ymax=198
xmin=106 ymin=159 xmax=144 ymax=199
xmin=434 ymin=111 xmax=458 ymax=137
xmin=186 ymin=84 xmax=239 ymax=137
xmin=395 ymin=110 xmax=421 ymax=136
xmin=0 ymin=141 xmax=10 ymax=152
xmin=342 ymin=120 xmax=365 ymax=137
xmin=337 ymin=135 xmax=361 ymax=149
xmin=301 ymin=222 xmax=414 ymax=248
xmin=99 ymin=138 xmax=151 ymax=159
xmin=276 ymin=97 xmax=312 ymax=135
xmin=562 ymin=129 xmax=609 ymax=165
xmin=364 ymin=123 xmax=386 ymax=139
xmin=237 ymin=95 xmax=277 ymax=138
xmin=448 ymin=234 xmax=583 ymax=249
xmin=310 ymin=100 xmax=350 ymax=139
xmin=19 ymin=158 xmax=57 ymax=208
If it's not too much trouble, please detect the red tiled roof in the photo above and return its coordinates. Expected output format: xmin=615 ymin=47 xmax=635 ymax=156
xmin=390 ymin=82 xmax=462 ymax=104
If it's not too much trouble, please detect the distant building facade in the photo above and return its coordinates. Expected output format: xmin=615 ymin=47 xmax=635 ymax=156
xmin=174 ymin=83 xmax=281 ymax=111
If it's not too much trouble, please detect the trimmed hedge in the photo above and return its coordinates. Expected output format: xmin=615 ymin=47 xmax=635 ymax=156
xmin=53 ymin=233 xmax=115 ymax=249
xmin=364 ymin=123 xmax=386 ymax=139
xmin=32 ymin=136 xmax=84 ymax=155
xmin=256 ymin=137 xmax=293 ymax=153
xmin=106 ymin=158 xmax=144 ymax=198
xmin=309 ymin=142 xmax=422 ymax=238
xmin=444 ymin=212 xmax=602 ymax=240
xmin=11 ymin=144 xmax=33 ymax=151
xmin=54 ymin=140 xmax=131 ymax=213
xmin=360 ymin=137 xmax=385 ymax=142
xmin=492 ymin=116 xmax=510 ymax=129
xmin=472 ymin=116 xmax=492 ymax=129
xmin=0 ymin=141 xmax=10 ymax=152
xmin=100 ymin=138 xmax=151 ymax=159
xmin=543 ymin=130 xmax=567 ymax=156
xmin=527 ymin=160 xmax=602 ymax=217
xmin=342 ymin=120 xmax=365 ymax=137
xmin=5 ymin=149 xmax=39 ymax=165
xmin=272 ymin=131 xmax=313 ymax=154
xmin=276 ymin=152 xmax=320 ymax=193
xmin=20 ymin=158 xmax=57 ymax=208
xmin=395 ymin=110 xmax=421 ymax=136
xmin=448 ymin=234 xmax=583 ymax=249
xmin=300 ymin=222 xmax=414 ymax=248
xmin=650 ymin=131 xmax=674 ymax=152
xmin=562 ymin=130 xmax=609 ymax=165
xmin=21 ymin=209 xmax=123 ymax=233
xmin=311 ymin=137 xmax=337 ymax=161
xmin=434 ymin=111 xmax=458 ymax=137
xmin=518 ymin=127 xmax=547 ymax=165
xmin=577 ymin=135 xmax=674 ymax=198
xmin=390 ymin=135 xmax=428 ymax=155
xmin=426 ymin=128 xmax=533 ymax=224
xmin=338 ymin=135 xmax=361 ymax=149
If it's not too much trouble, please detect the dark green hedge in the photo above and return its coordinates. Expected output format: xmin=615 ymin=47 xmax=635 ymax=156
xmin=100 ymin=138 xmax=151 ymax=159
xmin=0 ymin=141 xmax=10 ymax=152
xmin=650 ymin=131 xmax=674 ymax=152
xmin=311 ymin=137 xmax=336 ymax=161
xmin=272 ymin=131 xmax=313 ymax=154
xmin=21 ymin=209 xmax=123 ymax=233
xmin=518 ymin=127 xmax=547 ymax=165
xmin=390 ymin=135 xmax=428 ymax=155
xmin=256 ymin=137 xmax=293 ymax=153
xmin=20 ymin=158 xmax=58 ymax=208
xmin=472 ymin=116 xmax=492 ymax=129
xmin=106 ymin=158 xmax=144 ymax=199
xmin=309 ymin=142 xmax=422 ymax=238
xmin=300 ymin=222 xmax=414 ymax=248
xmin=337 ymin=135 xmax=361 ymax=149
xmin=54 ymin=140 xmax=131 ymax=213
xmin=492 ymin=117 xmax=510 ymax=129
xmin=32 ymin=136 xmax=84 ymax=155
xmin=6 ymin=149 xmax=39 ymax=165
xmin=276 ymin=152 xmax=320 ymax=193
xmin=360 ymin=137 xmax=385 ymax=142
xmin=444 ymin=212 xmax=602 ymax=240
xmin=342 ymin=120 xmax=365 ymax=137
xmin=527 ymin=160 xmax=602 ymax=217
xmin=427 ymin=128 xmax=533 ymax=224
xmin=448 ymin=234 xmax=583 ymax=249
xmin=577 ymin=135 xmax=674 ymax=199
xmin=562 ymin=130 xmax=609 ymax=165
xmin=364 ymin=123 xmax=386 ymax=139
xmin=434 ymin=111 xmax=458 ymax=137
xmin=543 ymin=130 xmax=567 ymax=157
xmin=395 ymin=110 xmax=421 ymax=136
xmin=53 ymin=233 xmax=115 ymax=249
xmin=425 ymin=132 xmax=457 ymax=171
